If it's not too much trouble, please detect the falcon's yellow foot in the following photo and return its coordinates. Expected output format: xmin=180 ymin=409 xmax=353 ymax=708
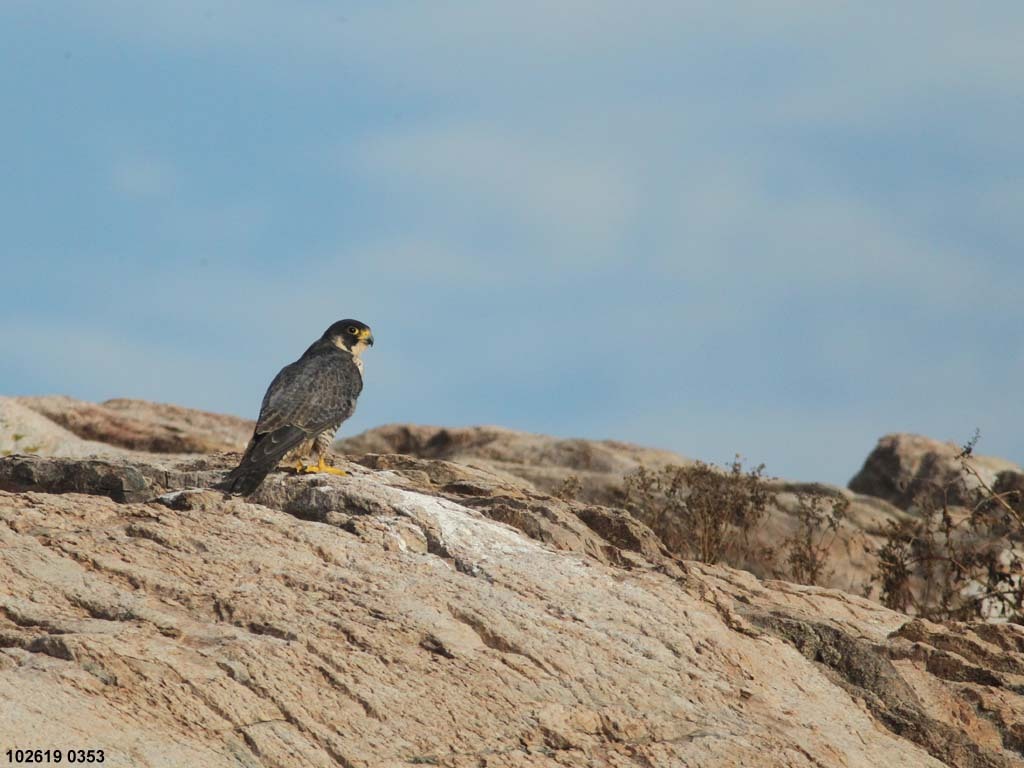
xmin=299 ymin=456 xmax=347 ymax=476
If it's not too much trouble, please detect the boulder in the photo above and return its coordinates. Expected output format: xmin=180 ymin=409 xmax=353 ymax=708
xmin=849 ymin=433 xmax=1022 ymax=509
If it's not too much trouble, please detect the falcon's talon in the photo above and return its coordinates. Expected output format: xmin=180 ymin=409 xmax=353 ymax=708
xmin=299 ymin=456 xmax=347 ymax=476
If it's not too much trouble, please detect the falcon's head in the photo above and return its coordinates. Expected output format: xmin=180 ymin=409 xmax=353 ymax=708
xmin=324 ymin=319 xmax=374 ymax=356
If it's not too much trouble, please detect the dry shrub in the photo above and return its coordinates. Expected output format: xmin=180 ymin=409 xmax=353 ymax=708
xmin=621 ymin=457 xmax=775 ymax=565
xmin=620 ymin=458 xmax=848 ymax=583
xmin=872 ymin=432 xmax=1024 ymax=622
xmin=782 ymin=493 xmax=850 ymax=586
xmin=555 ymin=474 xmax=582 ymax=502
xmin=617 ymin=432 xmax=1024 ymax=623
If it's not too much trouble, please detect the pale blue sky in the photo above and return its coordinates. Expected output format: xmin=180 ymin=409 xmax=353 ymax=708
xmin=2 ymin=3 xmax=1022 ymax=483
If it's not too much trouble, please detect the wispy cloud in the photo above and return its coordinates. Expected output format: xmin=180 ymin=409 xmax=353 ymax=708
xmin=110 ymin=154 xmax=179 ymax=199
xmin=346 ymin=123 xmax=639 ymax=264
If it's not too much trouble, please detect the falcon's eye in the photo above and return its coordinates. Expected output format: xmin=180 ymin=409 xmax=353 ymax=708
xmin=347 ymin=326 xmax=359 ymax=335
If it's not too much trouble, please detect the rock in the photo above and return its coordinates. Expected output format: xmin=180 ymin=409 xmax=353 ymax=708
xmin=16 ymin=395 xmax=253 ymax=454
xmin=0 ymin=453 xmax=230 ymax=503
xmin=2 ymin=395 xmax=912 ymax=597
xmin=335 ymin=424 xmax=690 ymax=506
xmin=0 ymin=397 xmax=125 ymax=459
xmin=0 ymin=450 xmax=681 ymax=573
xmin=993 ymin=471 xmax=1024 ymax=516
xmin=848 ymin=433 xmax=1021 ymax=510
xmin=352 ymin=453 xmax=677 ymax=570
xmin=0 ymin=454 xmax=151 ymax=503
xmin=337 ymin=425 xmax=915 ymax=596
xmin=0 ymin=453 xmax=1021 ymax=767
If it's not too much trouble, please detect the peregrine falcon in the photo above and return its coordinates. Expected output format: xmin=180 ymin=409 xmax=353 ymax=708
xmin=221 ymin=319 xmax=374 ymax=495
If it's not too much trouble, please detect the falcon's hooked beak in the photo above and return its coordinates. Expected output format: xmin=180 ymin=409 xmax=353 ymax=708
xmin=348 ymin=327 xmax=374 ymax=356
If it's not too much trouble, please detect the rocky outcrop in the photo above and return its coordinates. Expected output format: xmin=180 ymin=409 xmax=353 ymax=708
xmin=0 ymin=452 xmax=676 ymax=572
xmin=336 ymin=425 xmax=910 ymax=595
xmin=0 ymin=398 xmax=917 ymax=596
xmin=14 ymin=395 xmax=253 ymax=454
xmin=335 ymin=424 xmax=690 ymax=507
xmin=0 ymin=397 xmax=126 ymax=459
xmin=1 ymin=451 xmax=1022 ymax=767
xmin=848 ymin=433 xmax=1022 ymax=510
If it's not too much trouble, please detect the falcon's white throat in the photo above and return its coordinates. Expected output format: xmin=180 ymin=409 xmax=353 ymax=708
xmin=333 ymin=336 xmax=367 ymax=374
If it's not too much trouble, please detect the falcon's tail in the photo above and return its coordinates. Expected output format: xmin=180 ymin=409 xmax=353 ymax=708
xmin=218 ymin=426 xmax=308 ymax=495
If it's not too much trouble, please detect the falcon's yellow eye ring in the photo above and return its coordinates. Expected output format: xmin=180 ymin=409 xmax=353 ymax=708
xmin=347 ymin=326 xmax=359 ymax=335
